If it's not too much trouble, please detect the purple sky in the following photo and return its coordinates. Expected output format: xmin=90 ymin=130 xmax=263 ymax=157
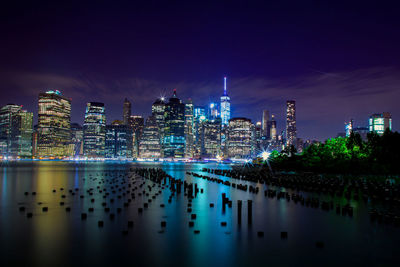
xmin=1 ymin=1 xmax=399 ymax=140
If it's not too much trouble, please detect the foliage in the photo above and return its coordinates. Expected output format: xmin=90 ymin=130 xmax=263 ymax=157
xmin=269 ymin=130 xmax=400 ymax=174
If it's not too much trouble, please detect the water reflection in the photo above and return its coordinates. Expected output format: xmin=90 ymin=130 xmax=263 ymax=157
xmin=0 ymin=161 xmax=399 ymax=266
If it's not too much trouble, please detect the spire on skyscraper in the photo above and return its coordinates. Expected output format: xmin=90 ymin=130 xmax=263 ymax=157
xmin=223 ymin=76 xmax=227 ymax=96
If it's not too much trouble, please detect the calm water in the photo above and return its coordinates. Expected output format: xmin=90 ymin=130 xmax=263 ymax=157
xmin=0 ymin=161 xmax=399 ymax=266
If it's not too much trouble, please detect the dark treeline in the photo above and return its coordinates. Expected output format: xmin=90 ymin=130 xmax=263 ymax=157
xmin=270 ymin=129 xmax=400 ymax=175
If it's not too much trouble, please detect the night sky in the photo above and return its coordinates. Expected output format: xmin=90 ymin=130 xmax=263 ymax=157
xmin=1 ymin=1 xmax=399 ymax=140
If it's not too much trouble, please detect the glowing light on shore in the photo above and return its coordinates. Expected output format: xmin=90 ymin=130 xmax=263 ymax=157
xmin=261 ymin=151 xmax=271 ymax=161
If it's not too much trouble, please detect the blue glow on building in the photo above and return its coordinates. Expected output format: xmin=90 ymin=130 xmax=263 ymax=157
xmin=220 ymin=76 xmax=230 ymax=126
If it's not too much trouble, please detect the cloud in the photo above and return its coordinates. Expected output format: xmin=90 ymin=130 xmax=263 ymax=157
xmin=0 ymin=66 xmax=399 ymax=140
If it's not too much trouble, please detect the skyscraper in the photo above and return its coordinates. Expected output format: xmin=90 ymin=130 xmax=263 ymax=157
xmin=71 ymin=123 xmax=83 ymax=157
xmin=269 ymin=114 xmax=277 ymax=140
xmin=208 ymin=102 xmax=219 ymax=120
xmin=193 ymin=106 xmax=206 ymax=158
xmin=37 ymin=90 xmax=72 ymax=158
xmin=129 ymin=115 xmax=144 ymax=158
xmin=83 ymin=102 xmax=106 ymax=158
xmin=138 ymin=115 xmax=161 ymax=159
xmin=262 ymin=110 xmax=270 ymax=138
xmin=200 ymin=118 xmax=222 ymax=158
xmin=286 ymin=100 xmax=296 ymax=147
xmin=184 ymin=99 xmax=195 ymax=158
xmin=369 ymin=112 xmax=392 ymax=135
xmin=227 ymin=118 xmax=255 ymax=159
xmin=123 ymin=98 xmax=131 ymax=125
xmin=105 ymin=120 xmax=132 ymax=159
xmin=10 ymin=110 xmax=33 ymax=158
xmin=163 ymin=89 xmax=185 ymax=158
xmin=0 ymin=104 xmax=22 ymax=157
xmin=220 ymin=76 xmax=231 ymax=126
xmin=152 ymin=98 xmax=166 ymax=156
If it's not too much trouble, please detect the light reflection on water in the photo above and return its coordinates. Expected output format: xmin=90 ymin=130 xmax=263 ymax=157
xmin=0 ymin=161 xmax=399 ymax=266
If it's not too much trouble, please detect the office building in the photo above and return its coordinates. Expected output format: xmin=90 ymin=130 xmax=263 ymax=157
xmin=105 ymin=120 xmax=132 ymax=159
xmin=83 ymin=102 xmax=106 ymax=158
xmin=270 ymin=114 xmax=277 ymax=140
xmin=138 ymin=115 xmax=161 ymax=158
xmin=71 ymin=123 xmax=83 ymax=156
xmin=262 ymin=110 xmax=270 ymax=138
xmin=227 ymin=117 xmax=255 ymax=159
xmin=200 ymin=118 xmax=222 ymax=158
xmin=37 ymin=90 xmax=72 ymax=158
xmin=152 ymin=98 xmax=166 ymax=156
xmin=208 ymin=102 xmax=219 ymax=120
xmin=184 ymin=99 xmax=195 ymax=158
xmin=286 ymin=100 xmax=296 ymax=147
xmin=123 ymin=98 xmax=132 ymax=125
xmin=0 ymin=104 xmax=22 ymax=157
xmin=129 ymin=115 xmax=144 ymax=158
xmin=163 ymin=89 xmax=185 ymax=158
xmin=220 ymin=76 xmax=231 ymax=126
xmin=369 ymin=112 xmax=392 ymax=135
xmin=10 ymin=110 xmax=33 ymax=158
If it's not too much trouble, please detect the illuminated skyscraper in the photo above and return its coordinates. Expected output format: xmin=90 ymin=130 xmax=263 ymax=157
xmin=71 ymin=123 xmax=83 ymax=156
xmin=105 ymin=120 xmax=132 ymax=159
xmin=83 ymin=102 xmax=106 ymax=158
xmin=129 ymin=115 xmax=144 ymax=158
xmin=37 ymin=90 xmax=72 ymax=158
xmin=184 ymin=99 xmax=195 ymax=158
xmin=0 ymin=104 xmax=22 ymax=156
xmin=262 ymin=110 xmax=270 ymax=138
xmin=286 ymin=100 xmax=296 ymax=147
xmin=255 ymin=121 xmax=263 ymax=150
xmin=138 ymin=115 xmax=161 ymax=159
xmin=193 ymin=106 xmax=206 ymax=158
xmin=227 ymin=118 xmax=255 ymax=159
xmin=10 ymin=110 xmax=33 ymax=158
xmin=200 ymin=118 xmax=222 ymax=158
xmin=208 ymin=102 xmax=219 ymax=121
xmin=220 ymin=76 xmax=230 ymax=126
xmin=152 ymin=98 xmax=166 ymax=156
xmin=369 ymin=112 xmax=392 ymax=135
xmin=123 ymin=98 xmax=131 ymax=125
xmin=269 ymin=114 xmax=277 ymax=140
xmin=164 ymin=89 xmax=185 ymax=158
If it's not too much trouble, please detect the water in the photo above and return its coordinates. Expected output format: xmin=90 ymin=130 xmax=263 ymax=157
xmin=0 ymin=161 xmax=399 ymax=266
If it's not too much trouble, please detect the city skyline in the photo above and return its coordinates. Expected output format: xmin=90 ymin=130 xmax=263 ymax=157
xmin=1 ymin=2 xmax=400 ymax=140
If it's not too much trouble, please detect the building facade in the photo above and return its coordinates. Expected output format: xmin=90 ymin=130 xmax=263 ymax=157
xmin=152 ymin=98 xmax=166 ymax=157
xmin=220 ymin=76 xmax=231 ymax=126
xmin=71 ymin=123 xmax=83 ymax=157
xmin=269 ymin=114 xmax=277 ymax=140
xmin=369 ymin=112 xmax=392 ymax=135
xmin=163 ymin=89 xmax=185 ymax=158
xmin=123 ymin=98 xmax=131 ymax=125
xmin=286 ymin=100 xmax=296 ymax=147
xmin=10 ymin=110 xmax=33 ymax=158
xmin=200 ymin=118 xmax=222 ymax=158
xmin=227 ymin=117 xmax=255 ymax=159
xmin=0 ymin=104 xmax=22 ymax=157
xmin=129 ymin=115 xmax=144 ymax=158
xmin=83 ymin=102 xmax=106 ymax=158
xmin=37 ymin=90 xmax=72 ymax=158
xmin=138 ymin=115 xmax=161 ymax=159
xmin=105 ymin=121 xmax=132 ymax=159
xmin=184 ymin=99 xmax=195 ymax=158
xmin=262 ymin=110 xmax=270 ymax=138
